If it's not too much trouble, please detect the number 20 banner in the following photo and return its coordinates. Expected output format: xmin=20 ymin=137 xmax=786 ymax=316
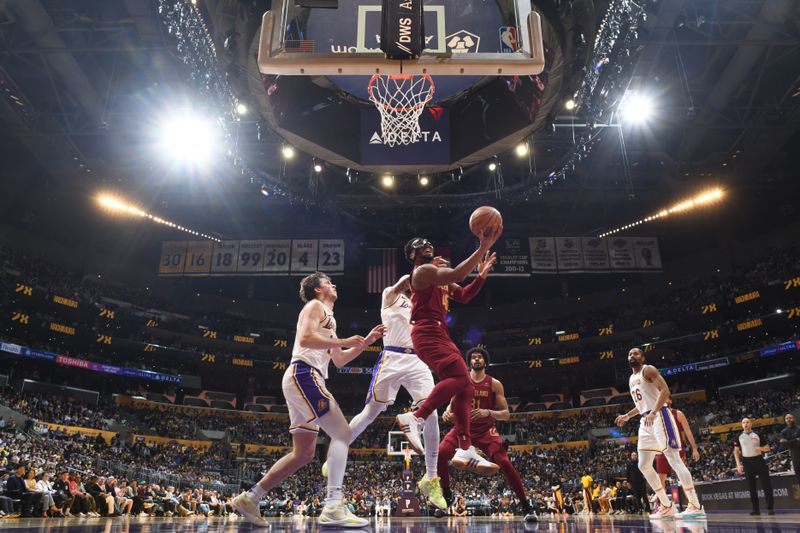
xmin=158 ymin=239 xmax=345 ymax=276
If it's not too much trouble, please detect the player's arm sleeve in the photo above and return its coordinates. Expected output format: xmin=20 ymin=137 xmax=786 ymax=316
xmin=448 ymin=275 xmax=486 ymax=303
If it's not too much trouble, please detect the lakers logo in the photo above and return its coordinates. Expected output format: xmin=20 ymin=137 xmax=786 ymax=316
xmin=317 ymin=399 xmax=328 ymax=412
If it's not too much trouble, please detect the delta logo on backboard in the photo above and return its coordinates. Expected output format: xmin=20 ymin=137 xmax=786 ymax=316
xmin=361 ymin=106 xmax=450 ymax=165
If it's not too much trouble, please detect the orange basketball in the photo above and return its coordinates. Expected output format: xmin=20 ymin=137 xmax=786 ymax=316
xmin=469 ymin=206 xmax=502 ymax=238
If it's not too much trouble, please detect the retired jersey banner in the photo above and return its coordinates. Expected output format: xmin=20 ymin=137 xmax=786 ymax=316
xmin=633 ymin=237 xmax=663 ymax=270
xmin=159 ymin=239 xmax=345 ymax=277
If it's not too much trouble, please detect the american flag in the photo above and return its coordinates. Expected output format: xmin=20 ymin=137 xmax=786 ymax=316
xmin=284 ymin=40 xmax=315 ymax=53
xmin=366 ymin=248 xmax=397 ymax=294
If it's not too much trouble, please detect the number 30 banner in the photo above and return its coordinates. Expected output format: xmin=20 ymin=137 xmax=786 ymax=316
xmin=158 ymin=239 xmax=345 ymax=276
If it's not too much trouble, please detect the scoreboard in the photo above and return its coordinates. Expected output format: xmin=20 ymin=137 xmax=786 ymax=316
xmin=158 ymin=239 xmax=345 ymax=276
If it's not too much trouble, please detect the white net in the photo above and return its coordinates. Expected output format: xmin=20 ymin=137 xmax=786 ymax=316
xmin=368 ymin=74 xmax=435 ymax=147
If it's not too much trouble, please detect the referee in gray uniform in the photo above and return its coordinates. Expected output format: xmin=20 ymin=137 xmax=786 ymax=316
xmin=733 ymin=417 xmax=774 ymax=515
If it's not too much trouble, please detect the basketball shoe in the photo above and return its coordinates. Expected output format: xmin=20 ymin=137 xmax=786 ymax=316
xmin=231 ymin=491 xmax=268 ymax=527
xmin=675 ymin=504 xmax=706 ymax=519
xmin=417 ymin=476 xmax=447 ymax=509
xmin=396 ymin=412 xmax=425 ymax=454
xmin=322 ymin=461 xmax=328 ymax=477
xmin=649 ymin=503 xmax=677 ymax=520
xmin=450 ymin=446 xmax=500 ymax=475
xmin=318 ymin=502 xmax=369 ymax=527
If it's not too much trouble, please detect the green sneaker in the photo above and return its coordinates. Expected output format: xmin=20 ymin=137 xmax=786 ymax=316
xmin=418 ymin=476 xmax=447 ymax=510
xmin=321 ymin=461 xmax=328 ymax=477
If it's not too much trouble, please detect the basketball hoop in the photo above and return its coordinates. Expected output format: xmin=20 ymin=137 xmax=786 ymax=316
xmin=402 ymin=446 xmax=414 ymax=469
xmin=367 ymin=74 xmax=435 ymax=148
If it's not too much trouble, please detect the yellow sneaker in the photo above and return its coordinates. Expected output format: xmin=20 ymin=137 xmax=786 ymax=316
xmin=318 ymin=503 xmax=369 ymax=528
xmin=231 ymin=491 xmax=268 ymax=527
xmin=417 ymin=476 xmax=447 ymax=510
xmin=322 ymin=461 xmax=328 ymax=478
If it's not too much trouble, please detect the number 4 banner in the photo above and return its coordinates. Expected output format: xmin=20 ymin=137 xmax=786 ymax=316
xmin=291 ymin=240 xmax=319 ymax=274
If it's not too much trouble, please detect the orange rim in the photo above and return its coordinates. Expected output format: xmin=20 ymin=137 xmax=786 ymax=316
xmin=367 ymin=73 xmax=435 ymax=112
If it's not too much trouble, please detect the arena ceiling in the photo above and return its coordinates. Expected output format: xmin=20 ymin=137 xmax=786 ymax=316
xmin=0 ymin=0 xmax=798 ymax=242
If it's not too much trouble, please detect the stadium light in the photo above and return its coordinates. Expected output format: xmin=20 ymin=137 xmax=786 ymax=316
xmin=381 ymin=174 xmax=395 ymax=188
xmin=564 ymin=99 xmax=576 ymax=111
xmin=418 ymin=175 xmax=430 ymax=187
xmin=96 ymin=193 xmax=220 ymax=242
xmin=281 ymin=145 xmax=295 ymax=159
xmin=619 ymin=92 xmax=654 ymax=124
xmin=515 ymin=142 xmax=529 ymax=157
xmin=158 ymin=112 xmax=220 ymax=166
xmin=599 ymin=188 xmax=725 ymax=238
xmin=236 ymin=102 xmax=248 ymax=116
xmin=488 ymin=157 xmax=499 ymax=172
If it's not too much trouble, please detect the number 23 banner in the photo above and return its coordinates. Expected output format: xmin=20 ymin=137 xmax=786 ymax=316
xmin=158 ymin=239 xmax=345 ymax=276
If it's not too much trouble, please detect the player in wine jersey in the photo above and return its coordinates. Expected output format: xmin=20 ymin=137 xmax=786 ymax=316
xmin=615 ymin=348 xmax=706 ymax=520
xmin=395 ymin=232 xmax=502 ymax=475
xmin=232 ymin=272 xmax=385 ymax=528
xmin=438 ymin=348 xmax=537 ymax=522
xmin=322 ymin=274 xmax=447 ymax=509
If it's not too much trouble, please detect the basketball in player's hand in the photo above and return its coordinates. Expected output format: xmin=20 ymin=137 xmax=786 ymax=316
xmin=469 ymin=206 xmax=503 ymax=238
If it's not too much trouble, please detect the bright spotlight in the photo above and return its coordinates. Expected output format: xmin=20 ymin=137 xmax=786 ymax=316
xmin=381 ymin=174 xmax=395 ymax=188
xmin=260 ymin=184 xmax=270 ymax=196
xmin=313 ymin=160 xmax=323 ymax=173
xmin=236 ymin=102 xmax=248 ymax=116
xmin=418 ymin=175 xmax=430 ymax=186
xmin=158 ymin=113 xmax=219 ymax=165
xmin=515 ymin=142 xmax=529 ymax=157
xmin=281 ymin=145 xmax=295 ymax=159
xmin=564 ymin=99 xmax=576 ymax=111
xmin=488 ymin=161 xmax=497 ymax=171
xmin=619 ymin=92 xmax=654 ymax=123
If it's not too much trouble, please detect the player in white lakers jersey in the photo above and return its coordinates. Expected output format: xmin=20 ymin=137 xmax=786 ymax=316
xmin=615 ymin=348 xmax=706 ymax=519
xmin=233 ymin=272 xmax=385 ymax=528
xmin=322 ymin=274 xmax=446 ymax=509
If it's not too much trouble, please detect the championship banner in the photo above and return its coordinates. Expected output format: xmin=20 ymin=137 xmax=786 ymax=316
xmin=555 ymin=237 xmax=584 ymax=272
xmin=529 ymin=237 xmax=557 ymax=273
xmin=607 ymin=237 xmax=637 ymax=271
xmin=491 ymin=237 xmax=531 ymax=276
xmin=581 ymin=237 xmax=610 ymax=270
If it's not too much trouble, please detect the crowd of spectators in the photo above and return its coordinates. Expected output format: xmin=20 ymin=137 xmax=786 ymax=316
xmin=2 ymin=379 xmax=799 ymax=520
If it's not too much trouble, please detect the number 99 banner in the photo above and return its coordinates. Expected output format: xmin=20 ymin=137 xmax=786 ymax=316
xmin=158 ymin=239 xmax=345 ymax=276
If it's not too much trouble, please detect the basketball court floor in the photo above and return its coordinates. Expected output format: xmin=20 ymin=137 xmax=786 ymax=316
xmin=2 ymin=515 xmax=800 ymax=532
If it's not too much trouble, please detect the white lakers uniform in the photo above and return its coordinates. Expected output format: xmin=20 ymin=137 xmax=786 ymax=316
xmin=282 ymin=301 xmax=336 ymax=434
xmin=629 ymin=365 xmax=681 ymax=452
xmin=365 ymin=288 xmax=434 ymax=407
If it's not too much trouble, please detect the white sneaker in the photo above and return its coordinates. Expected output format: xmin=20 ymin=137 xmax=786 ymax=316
xmin=232 ymin=491 xmax=268 ymax=527
xmin=322 ymin=461 xmax=328 ymax=477
xmin=396 ymin=412 xmax=424 ymax=454
xmin=675 ymin=504 xmax=706 ymax=520
xmin=450 ymin=446 xmax=500 ymax=475
xmin=318 ymin=503 xmax=369 ymax=527
xmin=650 ymin=503 xmax=677 ymax=520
